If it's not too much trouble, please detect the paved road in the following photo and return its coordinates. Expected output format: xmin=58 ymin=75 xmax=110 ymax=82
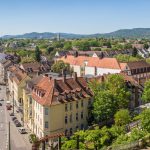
xmin=0 ymin=85 xmax=30 ymax=150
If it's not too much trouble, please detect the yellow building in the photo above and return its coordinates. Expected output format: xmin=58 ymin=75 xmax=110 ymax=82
xmin=25 ymin=73 xmax=93 ymax=138
xmin=8 ymin=66 xmax=30 ymax=107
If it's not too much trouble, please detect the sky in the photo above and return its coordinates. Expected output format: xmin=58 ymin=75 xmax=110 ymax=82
xmin=0 ymin=0 xmax=150 ymax=35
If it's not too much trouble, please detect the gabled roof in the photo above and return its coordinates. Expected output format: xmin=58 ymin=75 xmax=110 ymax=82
xmin=32 ymin=75 xmax=93 ymax=106
xmin=127 ymin=60 xmax=150 ymax=70
xmin=20 ymin=62 xmax=50 ymax=73
xmin=59 ymin=55 xmax=122 ymax=69
xmin=9 ymin=66 xmax=28 ymax=85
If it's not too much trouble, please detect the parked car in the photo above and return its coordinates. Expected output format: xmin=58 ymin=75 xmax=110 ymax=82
xmin=12 ymin=117 xmax=17 ymax=121
xmin=14 ymin=119 xmax=19 ymax=124
xmin=6 ymin=105 xmax=11 ymax=110
xmin=0 ymin=103 xmax=2 ymax=106
xmin=18 ymin=128 xmax=26 ymax=134
xmin=15 ymin=122 xmax=21 ymax=127
xmin=0 ymin=99 xmax=4 ymax=101
xmin=9 ymin=112 xmax=14 ymax=116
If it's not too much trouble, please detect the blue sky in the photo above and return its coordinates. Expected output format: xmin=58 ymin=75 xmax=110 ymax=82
xmin=0 ymin=0 xmax=150 ymax=35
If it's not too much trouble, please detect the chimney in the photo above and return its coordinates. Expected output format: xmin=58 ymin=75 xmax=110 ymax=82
xmin=37 ymin=71 xmax=40 ymax=76
xmin=53 ymin=79 xmax=56 ymax=88
xmin=62 ymin=69 xmax=66 ymax=82
xmin=73 ymin=72 xmax=77 ymax=81
xmin=44 ymin=74 xmax=48 ymax=77
xmin=49 ymin=76 xmax=52 ymax=81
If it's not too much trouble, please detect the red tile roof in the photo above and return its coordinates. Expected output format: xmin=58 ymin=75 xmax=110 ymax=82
xmin=32 ymin=75 xmax=93 ymax=106
xmin=58 ymin=55 xmax=122 ymax=69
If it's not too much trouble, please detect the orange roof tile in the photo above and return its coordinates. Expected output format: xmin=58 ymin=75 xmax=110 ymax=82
xmin=59 ymin=55 xmax=121 ymax=69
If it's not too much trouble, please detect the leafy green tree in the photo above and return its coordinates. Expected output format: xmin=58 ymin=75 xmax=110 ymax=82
xmin=115 ymin=54 xmax=139 ymax=62
xmin=114 ymin=109 xmax=131 ymax=126
xmin=124 ymin=43 xmax=132 ymax=49
xmin=61 ymin=139 xmax=86 ymax=150
xmin=90 ymin=74 xmax=130 ymax=124
xmin=142 ymin=80 xmax=150 ymax=103
xmin=144 ymin=43 xmax=149 ymax=49
xmin=132 ymin=47 xmax=138 ymax=57
xmin=106 ymin=74 xmax=130 ymax=109
xmin=140 ymin=108 xmax=150 ymax=132
xmin=51 ymin=60 xmax=70 ymax=74
xmin=129 ymin=128 xmax=148 ymax=142
xmin=63 ymin=41 xmax=72 ymax=50
xmin=46 ymin=46 xmax=54 ymax=54
xmin=92 ymin=90 xmax=115 ymax=122
xmin=35 ymin=46 xmax=41 ymax=62
xmin=21 ymin=57 xmax=35 ymax=63
xmin=85 ymin=127 xmax=101 ymax=149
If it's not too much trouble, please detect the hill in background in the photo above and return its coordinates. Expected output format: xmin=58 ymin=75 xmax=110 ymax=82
xmin=1 ymin=28 xmax=150 ymax=39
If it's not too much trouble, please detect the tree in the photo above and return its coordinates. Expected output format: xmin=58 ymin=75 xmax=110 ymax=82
xmin=89 ymin=74 xmax=130 ymax=124
xmin=35 ymin=46 xmax=41 ymax=62
xmin=142 ymin=80 xmax=150 ymax=103
xmin=46 ymin=46 xmax=54 ymax=54
xmin=63 ymin=41 xmax=72 ymax=50
xmin=106 ymin=74 xmax=130 ymax=109
xmin=92 ymin=90 xmax=115 ymax=122
xmin=132 ymin=47 xmax=138 ymax=57
xmin=140 ymin=108 xmax=150 ymax=132
xmin=114 ymin=109 xmax=131 ymax=126
xmin=51 ymin=60 xmax=70 ymax=74
xmin=115 ymin=54 xmax=139 ymax=62
xmin=144 ymin=43 xmax=149 ymax=49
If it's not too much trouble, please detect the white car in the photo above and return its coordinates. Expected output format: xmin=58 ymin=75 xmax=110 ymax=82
xmin=18 ymin=127 xmax=26 ymax=134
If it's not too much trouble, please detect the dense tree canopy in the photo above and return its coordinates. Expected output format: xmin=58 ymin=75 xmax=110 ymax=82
xmin=114 ymin=109 xmax=131 ymax=126
xmin=51 ymin=60 xmax=71 ymax=74
xmin=142 ymin=80 xmax=150 ymax=103
xmin=89 ymin=74 xmax=130 ymax=123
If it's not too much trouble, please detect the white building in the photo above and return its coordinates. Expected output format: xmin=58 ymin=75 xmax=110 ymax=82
xmin=58 ymin=55 xmax=125 ymax=77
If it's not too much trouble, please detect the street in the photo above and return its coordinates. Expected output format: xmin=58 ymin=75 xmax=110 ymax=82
xmin=0 ymin=85 xmax=31 ymax=150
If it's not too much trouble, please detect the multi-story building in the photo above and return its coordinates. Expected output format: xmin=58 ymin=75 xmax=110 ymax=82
xmin=19 ymin=62 xmax=51 ymax=78
xmin=25 ymin=73 xmax=93 ymax=138
xmin=0 ymin=60 xmax=13 ymax=82
xmin=122 ymin=60 xmax=150 ymax=78
xmin=8 ymin=65 xmax=30 ymax=107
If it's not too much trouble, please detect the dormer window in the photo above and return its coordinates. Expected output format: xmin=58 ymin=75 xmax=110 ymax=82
xmin=67 ymin=93 xmax=71 ymax=99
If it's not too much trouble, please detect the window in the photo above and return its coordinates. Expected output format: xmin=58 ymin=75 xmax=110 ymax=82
xmin=76 ymin=126 xmax=79 ymax=131
xmin=65 ymin=116 xmax=68 ymax=124
xmin=81 ymin=100 xmax=83 ymax=107
xmin=76 ymin=113 xmax=78 ymax=121
xmin=70 ymin=128 xmax=73 ymax=135
xmin=81 ymin=112 xmax=83 ymax=119
xmin=45 ymin=108 xmax=48 ymax=115
xmin=70 ymin=114 xmax=72 ymax=123
xmin=45 ymin=121 xmax=48 ymax=128
xmin=65 ymin=104 xmax=68 ymax=112
xmin=81 ymin=124 xmax=84 ymax=130
xmin=65 ymin=129 xmax=68 ymax=136
xmin=70 ymin=103 xmax=72 ymax=111
xmin=76 ymin=102 xmax=78 ymax=109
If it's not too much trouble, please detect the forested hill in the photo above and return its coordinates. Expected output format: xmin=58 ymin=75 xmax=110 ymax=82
xmin=1 ymin=28 xmax=150 ymax=39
